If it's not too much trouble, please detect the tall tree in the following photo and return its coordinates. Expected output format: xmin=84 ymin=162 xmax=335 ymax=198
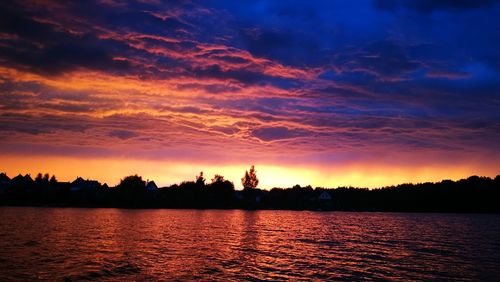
xmin=241 ymin=165 xmax=259 ymax=189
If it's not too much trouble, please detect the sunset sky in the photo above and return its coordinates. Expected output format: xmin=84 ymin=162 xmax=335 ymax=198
xmin=0 ymin=0 xmax=499 ymax=188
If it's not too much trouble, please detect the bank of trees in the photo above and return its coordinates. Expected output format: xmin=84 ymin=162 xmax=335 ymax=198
xmin=1 ymin=170 xmax=499 ymax=212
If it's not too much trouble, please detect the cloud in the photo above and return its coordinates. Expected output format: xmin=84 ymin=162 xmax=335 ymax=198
xmin=425 ymin=70 xmax=470 ymax=79
xmin=108 ymin=130 xmax=139 ymax=140
xmin=0 ymin=3 xmax=133 ymax=75
xmin=374 ymin=0 xmax=500 ymax=13
xmin=332 ymin=41 xmax=422 ymax=81
xmin=189 ymin=64 xmax=281 ymax=85
xmin=0 ymin=0 xmax=498 ymax=181
xmin=0 ymin=113 xmax=90 ymax=135
xmin=251 ymin=126 xmax=314 ymax=142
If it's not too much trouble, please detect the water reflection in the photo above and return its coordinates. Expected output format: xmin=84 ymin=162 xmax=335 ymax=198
xmin=0 ymin=208 xmax=499 ymax=281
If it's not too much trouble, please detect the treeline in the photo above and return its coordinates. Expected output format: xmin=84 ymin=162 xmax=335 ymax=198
xmin=0 ymin=171 xmax=499 ymax=212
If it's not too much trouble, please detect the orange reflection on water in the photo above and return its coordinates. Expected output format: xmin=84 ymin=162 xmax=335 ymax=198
xmin=3 ymin=208 xmax=498 ymax=280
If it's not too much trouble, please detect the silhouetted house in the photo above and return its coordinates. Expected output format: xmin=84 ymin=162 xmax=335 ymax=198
xmin=11 ymin=174 xmax=34 ymax=187
xmin=318 ymin=191 xmax=332 ymax=201
xmin=0 ymin=173 xmax=10 ymax=184
xmin=0 ymin=173 xmax=11 ymax=191
xmin=70 ymin=177 xmax=100 ymax=192
xmin=146 ymin=181 xmax=158 ymax=191
xmin=102 ymin=183 xmax=109 ymax=189
xmin=55 ymin=181 xmax=70 ymax=190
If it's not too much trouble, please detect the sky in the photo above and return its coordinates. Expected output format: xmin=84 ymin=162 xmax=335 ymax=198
xmin=0 ymin=0 xmax=499 ymax=188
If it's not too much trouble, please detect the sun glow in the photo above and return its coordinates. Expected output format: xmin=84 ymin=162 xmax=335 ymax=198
xmin=0 ymin=155 xmax=496 ymax=189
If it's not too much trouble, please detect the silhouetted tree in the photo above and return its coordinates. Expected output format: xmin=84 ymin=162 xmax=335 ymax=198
xmin=49 ymin=175 xmax=57 ymax=184
xmin=208 ymin=175 xmax=235 ymax=208
xmin=241 ymin=165 xmax=259 ymax=189
xmin=117 ymin=174 xmax=146 ymax=190
xmin=43 ymin=173 xmax=49 ymax=182
xmin=35 ymin=173 xmax=43 ymax=183
xmin=196 ymin=171 xmax=205 ymax=186
xmin=212 ymin=174 xmax=225 ymax=183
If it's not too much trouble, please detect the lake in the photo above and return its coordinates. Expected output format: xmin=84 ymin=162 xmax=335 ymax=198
xmin=0 ymin=207 xmax=499 ymax=281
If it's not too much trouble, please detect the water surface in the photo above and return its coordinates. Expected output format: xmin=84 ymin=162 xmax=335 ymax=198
xmin=0 ymin=207 xmax=499 ymax=281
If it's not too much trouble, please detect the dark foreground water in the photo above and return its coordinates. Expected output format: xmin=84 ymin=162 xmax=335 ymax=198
xmin=0 ymin=208 xmax=499 ymax=281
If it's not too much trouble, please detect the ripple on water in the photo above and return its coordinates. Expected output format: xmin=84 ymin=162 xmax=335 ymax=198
xmin=0 ymin=208 xmax=499 ymax=281
xmin=23 ymin=240 xmax=40 ymax=247
xmin=64 ymin=261 xmax=141 ymax=281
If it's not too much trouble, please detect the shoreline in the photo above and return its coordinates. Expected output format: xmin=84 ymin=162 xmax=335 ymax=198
xmin=2 ymin=204 xmax=499 ymax=214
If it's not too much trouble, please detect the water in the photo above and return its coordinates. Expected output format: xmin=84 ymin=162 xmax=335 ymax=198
xmin=0 ymin=207 xmax=499 ymax=281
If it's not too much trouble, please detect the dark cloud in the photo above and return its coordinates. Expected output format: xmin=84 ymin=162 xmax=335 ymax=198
xmin=65 ymin=1 xmax=191 ymax=36
xmin=108 ymin=130 xmax=139 ymax=140
xmin=0 ymin=1 xmax=309 ymax=86
xmin=209 ymin=125 xmax=240 ymax=135
xmin=211 ymin=55 xmax=250 ymax=65
xmin=238 ymin=28 xmax=326 ymax=67
xmin=426 ymin=70 xmax=470 ymax=79
xmin=335 ymin=41 xmax=422 ymax=80
xmin=39 ymin=102 xmax=95 ymax=113
xmin=374 ymin=0 xmax=500 ymax=13
xmin=251 ymin=126 xmax=313 ymax=142
xmin=189 ymin=64 xmax=296 ymax=86
xmin=160 ymin=105 xmax=212 ymax=115
xmin=0 ymin=113 xmax=90 ymax=135
xmin=0 ymin=3 xmax=132 ymax=75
